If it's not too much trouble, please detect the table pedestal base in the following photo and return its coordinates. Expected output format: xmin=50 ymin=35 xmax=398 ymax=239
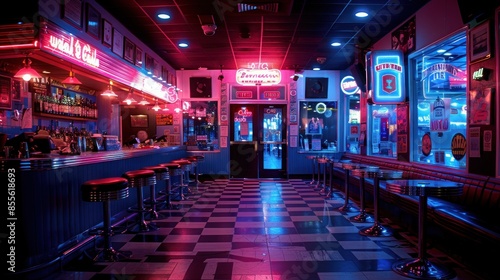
xmin=349 ymin=211 xmax=374 ymax=223
xmin=337 ymin=204 xmax=358 ymax=213
xmin=359 ymin=223 xmax=392 ymax=237
xmin=392 ymin=258 xmax=456 ymax=280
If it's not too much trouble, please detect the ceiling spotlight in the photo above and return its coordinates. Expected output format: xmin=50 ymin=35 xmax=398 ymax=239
xmin=201 ymin=24 xmax=217 ymax=36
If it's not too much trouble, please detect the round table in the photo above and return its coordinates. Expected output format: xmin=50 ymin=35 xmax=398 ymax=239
xmin=386 ymin=179 xmax=463 ymax=280
xmin=358 ymin=169 xmax=403 ymax=237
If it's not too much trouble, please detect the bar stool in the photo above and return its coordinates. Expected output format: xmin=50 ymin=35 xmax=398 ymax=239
xmin=191 ymin=154 xmax=205 ymax=185
xmin=122 ymin=169 xmax=158 ymax=233
xmin=81 ymin=177 xmax=131 ymax=262
xmin=141 ymin=165 xmax=169 ymax=216
xmin=171 ymin=159 xmax=193 ymax=199
xmin=306 ymin=155 xmax=317 ymax=185
xmin=185 ymin=156 xmax=199 ymax=190
xmin=160 ymin=162 xmax=182 ymax=209
xmin=316 ymin=156 xmax=329 ymax=193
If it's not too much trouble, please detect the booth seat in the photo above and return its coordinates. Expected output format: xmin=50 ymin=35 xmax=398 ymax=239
xmin=331 ymin=153 xmax=500 ymax=280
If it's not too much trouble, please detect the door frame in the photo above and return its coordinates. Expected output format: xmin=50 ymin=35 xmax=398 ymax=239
xmin=229 ymin=102 xmax=287 ymax=178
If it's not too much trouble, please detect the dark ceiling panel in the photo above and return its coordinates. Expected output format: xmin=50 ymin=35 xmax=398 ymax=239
xmin=94 ymin=0 xmax=431 ymax=71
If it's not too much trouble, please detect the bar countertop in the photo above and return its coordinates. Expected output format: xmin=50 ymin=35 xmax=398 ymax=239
xmin=0 ymin=145 xmax=185 ymax=171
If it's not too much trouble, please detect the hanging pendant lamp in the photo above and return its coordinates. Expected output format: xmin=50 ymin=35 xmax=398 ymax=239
xmin=62 ymin=66 xmax=82 ymax=85
xmin=14 ymin=55 xmax=42 ymax=81
xmin=101 ymin=80 xmax=118 ymax=97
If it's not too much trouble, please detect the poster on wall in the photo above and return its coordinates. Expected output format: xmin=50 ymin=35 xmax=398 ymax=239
xmin=391 ymin=16 xmax=415 ymax=54
xmin=469 ymin=88 xmax=492 ymax=125
xmin=430 ymin=97 xmax=450 ymax=132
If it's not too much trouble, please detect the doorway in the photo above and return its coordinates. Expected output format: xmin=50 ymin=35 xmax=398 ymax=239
xmin=229 ymin=104 xmax=287 ymax=178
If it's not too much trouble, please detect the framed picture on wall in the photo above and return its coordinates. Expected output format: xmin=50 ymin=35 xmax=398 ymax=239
xmin=0 ymin=75 xmax=12 ymax=110
xmin=85 ymin=3 xmax=100 ymax=39
xmin=130 ymin=114 xmax=149 ymax=128
xmin=12 ymin=80 xmax=21 ymax=101
xmin=469 ymin=20 xmax=491 ymax=63
xmin=61 ymin=0 xmax=82 ymax=28
xmin=135 ymin=46 xmax=143 ymax=67
xmin=112 ymin=28 xmax=124 ymax=56
xmin=102 ymin=19 xmax=112 ymax=47
xmin=305 ymin=77 xmax=328 ymax=98
xmin=123 ymin=37 xmax=135 ymax=64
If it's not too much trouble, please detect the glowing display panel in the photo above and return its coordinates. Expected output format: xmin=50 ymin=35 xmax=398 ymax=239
xmin=370 ymin=50 xmax=405 ymax=104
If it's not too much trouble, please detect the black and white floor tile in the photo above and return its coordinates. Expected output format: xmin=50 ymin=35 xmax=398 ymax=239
xmin=48 ymin=178 xmax=483 ymax=280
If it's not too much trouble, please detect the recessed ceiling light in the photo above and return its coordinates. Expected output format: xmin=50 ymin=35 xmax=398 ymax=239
xmin=444 ymin=52 xmax=452 ymax=56
xmin=178 ymin=42 xmax=188 ymax=48
xmin=355 ymin=11 xmax=368 ymax=18
xmin=437 ymin=49 xmax=446 ymax=53
xmin=331 ymin=42 xmax=341 ymax=47
xmin=313 ymin=67 xmax=320 ymax=71
xmin=157 ymin=13 xmax=171 ymax=20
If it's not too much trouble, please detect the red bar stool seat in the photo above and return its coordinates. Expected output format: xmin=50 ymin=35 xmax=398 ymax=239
xmin=122 ymin=169 xmax=158 ymax=232
xmin=81 ymin=177 xmax=131 ymax=262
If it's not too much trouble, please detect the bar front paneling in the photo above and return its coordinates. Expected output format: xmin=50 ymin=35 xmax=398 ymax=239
xmin=1 ymin=146 xmax=187 ymax=272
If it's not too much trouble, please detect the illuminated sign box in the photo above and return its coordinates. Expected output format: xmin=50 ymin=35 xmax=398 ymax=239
xmin=368 ymin=50 xmax=405 ymax=104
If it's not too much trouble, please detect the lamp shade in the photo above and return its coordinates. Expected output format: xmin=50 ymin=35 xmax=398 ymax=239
xmin=62 ymin=71 xmax=82 ymax=85
xmin=14 ymin=65 xmax=42 ymax=81
xmin=101 ymin=80 xmax=118 ymax=97
xmin=138 ymin=97 xmax=150 ymax=105
xmin=152 ymin=101 xmax=161 ymax=111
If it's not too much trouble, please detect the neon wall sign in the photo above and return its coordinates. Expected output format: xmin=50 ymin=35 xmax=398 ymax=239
xmin=422 ymin=62 xmax=466 ymax=97
xmin=40 ymin=28 xmax=100 ymax=68
xmin=340 ymin=75 xmax=360 ymax=95
xmin=235 ymin=63 xmax=281 ymax=86
xmin=369 ymin=50 xmax=405 ymax=104
xmin=234 ymin=108 xmax=252 ymax=122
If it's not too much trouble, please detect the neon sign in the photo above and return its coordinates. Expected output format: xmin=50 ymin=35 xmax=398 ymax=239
xmin=340 ymin=75 xmax=359 ymax=95
xmin=369 ymin=50 xmax=405 ymax=104
xmin=235 ymin=68 xmax=281 ymax=86
xmin=42 ymin=34 xmax=100 ymax=68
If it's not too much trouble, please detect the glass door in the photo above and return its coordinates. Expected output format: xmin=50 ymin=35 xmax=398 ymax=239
xmin=229 ymin=104 xmax=287 ymax=178
xmin=259 ymin=104 xmax=287 ymax=178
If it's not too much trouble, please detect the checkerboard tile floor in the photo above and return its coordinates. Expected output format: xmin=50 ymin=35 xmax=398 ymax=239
xmin=49 ymin=178 xmax=483 ymax=280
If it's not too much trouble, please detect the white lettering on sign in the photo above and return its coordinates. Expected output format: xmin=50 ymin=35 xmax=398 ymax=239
xmin=47 ymin=35 xmax=99 ymax=67
xmin=236 ymin=91 xmax=253 ymax=98
xmin=236 ymin=68 xmax=282 ymax=86
xmin=375 ymin=63 xmax=402 ymax=72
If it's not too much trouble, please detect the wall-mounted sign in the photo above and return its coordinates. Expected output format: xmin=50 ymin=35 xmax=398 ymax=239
xmin=421 ymin=61 xmax=467 ymax=97
xmin=41 ymin=27 xmax=100 ymax=68
xmin=369 ymin=50 xmax=405 ymax=104
xmin=451 ymin=133 xmax=466 ymax=160
xmin=340 ymin=75 xmax=360 ymax=95
xmin=259 ymin=86 xmax=286 ymax=100
xmin=472 ymin=67 xmax=490 ymax=81
xmin=235 ymin=68 xmax=281 ymax=86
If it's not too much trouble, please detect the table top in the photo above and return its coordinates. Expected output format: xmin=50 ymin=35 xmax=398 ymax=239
xmin=334 ymin=161 xmax=379 ymax=171
xmin=385 ymin=179 xmax=463 ymax=197
xmin=351 ymin=168 xmax=403 ymax=179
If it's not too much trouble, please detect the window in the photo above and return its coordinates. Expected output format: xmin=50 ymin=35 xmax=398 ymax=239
xmin=409 ymin=31 xmax=467 ymax=169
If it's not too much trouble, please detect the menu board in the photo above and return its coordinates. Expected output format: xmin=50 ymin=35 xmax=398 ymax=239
xmin=28 ymin=81 xmax=49 ymax=96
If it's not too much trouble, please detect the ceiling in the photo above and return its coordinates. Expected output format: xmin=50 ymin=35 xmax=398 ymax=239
xmin=0 ymin=0 xmax=431 ymax=98
xmin=94 ymin=0 xmax=431 ymax=72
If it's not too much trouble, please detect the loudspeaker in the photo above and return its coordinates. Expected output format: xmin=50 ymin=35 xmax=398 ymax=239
xmin=457 ymin=0 xmax=498 ymax=24
xmin=349 ymin=62 xmax=366 ymax=93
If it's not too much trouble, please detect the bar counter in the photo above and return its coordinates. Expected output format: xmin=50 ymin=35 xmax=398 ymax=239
xmin=1 ymin=145 xmax=188 ymax=275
